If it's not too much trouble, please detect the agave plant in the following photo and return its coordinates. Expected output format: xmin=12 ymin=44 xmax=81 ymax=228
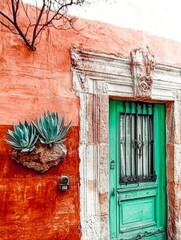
xmin=5 ymin=121 xmax=38 ymax=152
xmin=33 ymin=112 xmax=71 ymax=147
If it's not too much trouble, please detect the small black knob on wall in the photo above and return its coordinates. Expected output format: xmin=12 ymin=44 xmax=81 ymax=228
xmin=58 ymin=175 xmax=69 ymax=192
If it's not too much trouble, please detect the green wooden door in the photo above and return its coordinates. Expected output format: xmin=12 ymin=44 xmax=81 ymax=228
xmin=109 ymin=100 xmax=166 ymax=240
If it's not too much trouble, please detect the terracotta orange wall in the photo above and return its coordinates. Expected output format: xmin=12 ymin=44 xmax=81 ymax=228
xmin=1 ymin=3 xmax=181 ymax=240
xmin=1 ymin=6 xmax=181 ymax=125
xmin=0 ymin=126 xmax=80 ymax=239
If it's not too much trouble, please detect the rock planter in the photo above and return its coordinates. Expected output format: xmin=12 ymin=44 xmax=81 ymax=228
xmin=11 ymin=142 xmax=67 ymax=173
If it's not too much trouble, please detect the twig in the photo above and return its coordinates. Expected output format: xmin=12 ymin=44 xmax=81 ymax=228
xmin=0 ymin=0 xmax=87 ymax=51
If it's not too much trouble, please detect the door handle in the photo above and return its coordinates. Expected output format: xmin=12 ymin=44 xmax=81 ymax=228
xmin=112 ymin=188 xmax=116 ymax=196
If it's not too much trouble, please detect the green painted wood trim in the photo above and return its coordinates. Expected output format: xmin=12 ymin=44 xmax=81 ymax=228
xmin=109 ymin=100 xmax=167 ymax=239
xmin=109 ymin=100 xmax=118 ymax=238
xmin=154 ymin=103 xmax=167 ymax=229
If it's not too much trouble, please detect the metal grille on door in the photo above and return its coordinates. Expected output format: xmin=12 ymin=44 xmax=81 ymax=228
xmin=119 ymin=102 xmax=157 ymax=184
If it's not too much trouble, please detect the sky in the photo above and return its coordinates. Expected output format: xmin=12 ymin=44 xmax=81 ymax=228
xmin=23 ymin=0 xmax=181 ymax=42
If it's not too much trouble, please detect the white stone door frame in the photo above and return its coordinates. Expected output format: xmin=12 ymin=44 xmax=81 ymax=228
xmin=71 ymin=47 xmax=181 ymax=240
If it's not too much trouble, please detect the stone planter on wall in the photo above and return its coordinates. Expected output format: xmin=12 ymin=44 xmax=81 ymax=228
xmin=10 ymin=142 xmax=67 ymax=173
xmin=5 ymin=112 xmax=71 ymax=173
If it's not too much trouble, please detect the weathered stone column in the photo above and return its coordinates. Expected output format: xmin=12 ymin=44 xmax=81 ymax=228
xmin=167 ymin=95 xmax=181 ymax=239
xmin=78 ymin=91 xmax=109 ymax=239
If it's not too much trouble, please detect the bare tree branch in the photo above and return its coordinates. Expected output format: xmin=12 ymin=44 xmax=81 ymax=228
xmin=0 ymin=20 xmax=18 ymax=34
xmin=0 ymin=9 xmax=14 ymax=25
xmin=0 ymin=0 xmax=88 ymax=51
xmin=31 ymin=1 xmax=46 ymax=47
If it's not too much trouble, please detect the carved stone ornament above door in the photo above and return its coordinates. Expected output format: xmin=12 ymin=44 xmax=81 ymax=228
xmin=130 ymin=47 xmax=156 ymax=99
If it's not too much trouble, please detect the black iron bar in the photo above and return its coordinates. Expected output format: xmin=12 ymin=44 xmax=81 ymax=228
xmin=147 ymin=104 xmax=150 ymax=176
xmin=120 ymin=113 xmax=123 ymax=181
xmin=130 ymin=102 xmax=132 ymax=177
xmin=151 ymin=105 xmax=155 ymax=175
xmin=141 ymin=104 xmax=144 ymax=177
xmin=124 ymin=102 xmax=127 ymax=177
xmin=135 ymin=102 xmax=138 ymax=177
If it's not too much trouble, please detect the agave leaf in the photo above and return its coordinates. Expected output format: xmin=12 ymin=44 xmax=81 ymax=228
xmin=37 ymin=117 xmax=47 ymax=139
xmin=64 ymin=121 xmax=71 ymax=137
xmin=22 ymin=124 xmax=29 ymax=142
xmin=28 ymin=133 xmax=34 ymax=146
xmin=52 ymin=113 xmax=56 ymax=124
xmin=31 ymin=135 xmax=39 ymax=147
xmin=53 ymin=125 xmax=58 ymax=138
xmin=59 ymin=117 xmax=65 ymax=133
xmin=37 ymin=117 xmax=41 ymax=130
xmin=52 ymin=112 xmax=55 ymax=119
xmin=20 ymin=139 xmax=28 ymax=147
xmin=36 ymin=119 xmax=43 ymax=135
xmin=29 ymin=145 xmax=35 ymax=152
xmin=29 ymin=122 xmax=34 ymax=133
xmin=29 ymin=126 xmax=38 ymax=146
xmin=24 ymin=121 xmax=29 ymax=128
xmin=54 ymin=138 xmax=67 ymax=144
xmin=55 ymin=132 xmax=65 ymax=142
xmin=21 ymin=147 xmax=33 ymax=153
xmin=57 ymin=121 xmax=71 ymax=140
xmin=39 ymin=137 xmax=48 ymax=144
xmin=18 ymin=121 xmax=24 ymax=130
xmin=50 ymin=114 xmax=55 ymax=128
xmin=64 ymin=121 xmax=72 ymax=133
xmin=15 ymin=126 xmax=24 ymax=139
xmin=53 ymin=112 xmax=58 ymax=126
xmin=5 ymin=140 xmax=24 ymax=149
xmin=55 ymin=120 xmax=71 ymax=141
xmin=7 ymin=130 xmax=20 ymax=144
xmin=13 ymin=146 xmax=26 ymax=150
xmin=21 ymin=123 xmax=28 ymax=141
xmin=41 ymin=117 xmax=49 ymax=132
xmin=6 ymin=121 xmax=38 ymax=152
xmin=55 ymin=130 xmax=66 ymax=142
xmin=21 ymin=149 xmax=29 ymax=152
xmin=45 ymin=112 xmax=49 ymax=122
xmin=32 ymin=121 xmax=38 ymax=131
xmin=48 ymin=121 xmax=55 ymax=141
xmin=30 ymin=122 xmax=36 ymax=134
xmin=34 ymin=112 xmax=71 ymax=146
xmin=32 ymin=121 xmax=43 ymax=140
xmin=51 ymin=114 xmax=56 ymax=127
xmin=30 ymin=122 xmax=35 ymax=131
xmin=13 ymin=125 xmax=22 ymax=138
xmin=48 ymin=116 xmax=55 ymax=132
xmin=60 ymin=138 xmax=67 ymax=143
xmin=40 ymin=120 xmax=50 ymax=139
xmin=47 ymin=111 xmax=51 ymax=121
xmin=14 ymin=124 xmax=19 ymax=131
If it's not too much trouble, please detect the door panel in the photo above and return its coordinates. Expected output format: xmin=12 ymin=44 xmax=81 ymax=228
xmin=119 ymin=193 xmax=156 ymax=231
xmin=109 ymin=100 xmax=166 ymax=240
